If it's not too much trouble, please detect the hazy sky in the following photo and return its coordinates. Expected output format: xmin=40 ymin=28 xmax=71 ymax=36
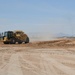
xmin=0 ymin=0 xmax=75 ymax=35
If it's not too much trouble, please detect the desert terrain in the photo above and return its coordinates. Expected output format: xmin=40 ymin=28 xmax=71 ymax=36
xmin=0 ymin=38 xmax=75 ymax=75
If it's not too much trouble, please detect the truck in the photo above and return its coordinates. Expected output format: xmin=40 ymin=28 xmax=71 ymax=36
xmin=2 ymin=30 xmax=29 ymax=44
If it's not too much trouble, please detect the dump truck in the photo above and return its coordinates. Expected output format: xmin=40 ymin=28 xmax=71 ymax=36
xmin=2 ymin=30 xmax=29 ymax=44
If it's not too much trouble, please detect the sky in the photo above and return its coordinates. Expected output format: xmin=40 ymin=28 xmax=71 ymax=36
xmin=0 ymin=0 xmax=75 ymax=35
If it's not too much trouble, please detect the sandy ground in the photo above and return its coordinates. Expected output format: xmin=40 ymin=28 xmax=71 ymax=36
xmin=0 ymin=39 xmax=75 ymax=75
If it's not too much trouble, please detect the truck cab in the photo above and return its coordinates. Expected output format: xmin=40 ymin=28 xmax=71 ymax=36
xmin=3 ymin=31 xmax=14 ymax=44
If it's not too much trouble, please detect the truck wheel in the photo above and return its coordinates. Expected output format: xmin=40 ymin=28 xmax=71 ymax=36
xmin=10 ymin=39 xmax=16 ymax=44
xmin=3 ymin=42 xmax=9 ymax=44
xmin=25 ymin=37 xmax=29 ymax=43
xmin=18 ymin=42 xmax=22 ymax=44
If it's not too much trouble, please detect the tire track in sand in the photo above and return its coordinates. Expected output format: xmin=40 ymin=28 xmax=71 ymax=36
xmin=42 ymin=54 xmax=75 ymax=75
xmin=7 ymin=53 xmax=23 ymax=75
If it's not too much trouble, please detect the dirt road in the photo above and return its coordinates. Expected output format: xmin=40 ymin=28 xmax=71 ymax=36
xmin=0 ymin=46 xmax=75 ymax=75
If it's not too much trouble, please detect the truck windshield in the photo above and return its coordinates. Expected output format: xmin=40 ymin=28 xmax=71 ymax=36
xmin=4 ymin=32 xmax=13 ymax=38
xmin=8 ymin=32 xmax=13 ymax=38
xmin=4 ymin=32 xmax=7 ymax=37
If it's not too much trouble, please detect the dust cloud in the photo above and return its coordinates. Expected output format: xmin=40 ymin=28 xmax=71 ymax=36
xmin=28 ymin=32 xmax=56 ymax=42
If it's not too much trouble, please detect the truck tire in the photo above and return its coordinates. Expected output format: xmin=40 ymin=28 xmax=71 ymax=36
xmin=3 ymin=42 xmax=9 ymax=44
xmin=18 ymin=42 xmax=22 ymax=44
xmin=25 ymin=37 xmax=29 ymax=43
xmin=10 ymin=38 xmax=16 ymax=44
